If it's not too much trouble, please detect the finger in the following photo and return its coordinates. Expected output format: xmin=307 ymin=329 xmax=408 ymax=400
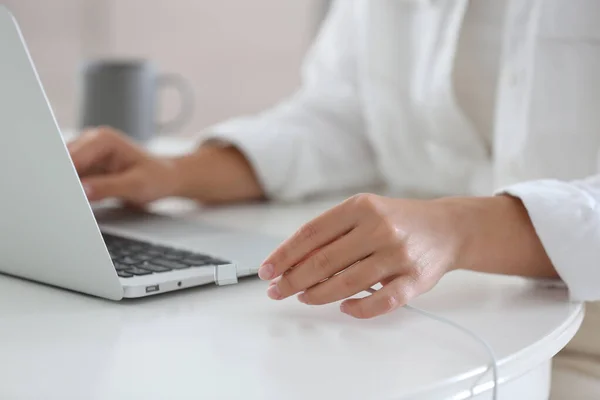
xmin=268 ymin=277 xmax=280 ymax=287
xmin=268 ymin=226 xmax=374 ymax=300
xmin=297 ymin=254 xmax=393 ymax=305
xmin=68 ymin=128 xmax=114 ymax=174
xmin=68 ymin=127 xmax=135 ymax=176
xmin=81 ymin=171 xmax=140 ymax=202
xmin=259 ymin=197 xmax=360 ymax=280
xmin=339 ymin=275 xmax=419 ymax=319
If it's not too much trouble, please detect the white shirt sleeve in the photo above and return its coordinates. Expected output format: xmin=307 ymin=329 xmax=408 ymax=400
xmin=198 ymin=0 xmax=381 ymax=201
xmin=499 ymin=175 xmax=600 ymax=302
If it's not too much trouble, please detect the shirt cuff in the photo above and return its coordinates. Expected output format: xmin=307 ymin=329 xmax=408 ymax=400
xmin=496 ymin=179 xmax=600 ymax=301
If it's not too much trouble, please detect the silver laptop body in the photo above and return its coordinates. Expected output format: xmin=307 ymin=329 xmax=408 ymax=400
xmin=0 ymin=6 xmax=280 ymax=299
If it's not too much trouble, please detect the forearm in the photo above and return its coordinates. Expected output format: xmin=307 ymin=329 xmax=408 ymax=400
xmin=168 ymin=144 xmax=265 ymax=204
xmin=447 ymin=195 xmax=559 ymax=279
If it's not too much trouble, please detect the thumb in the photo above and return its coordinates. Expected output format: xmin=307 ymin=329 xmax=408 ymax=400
xmin=82 ymin=172 xmax=141 ymax=203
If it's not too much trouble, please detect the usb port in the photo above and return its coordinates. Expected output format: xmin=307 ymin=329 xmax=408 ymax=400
xmin=145 ymin=285 xmax=159 ymax=293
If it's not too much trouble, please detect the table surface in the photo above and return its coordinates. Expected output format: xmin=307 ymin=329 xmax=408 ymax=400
xmin=5 ymin=134 xmax=581 ymax=399
xmin=0 ymin=194 xmax=584 ymax=400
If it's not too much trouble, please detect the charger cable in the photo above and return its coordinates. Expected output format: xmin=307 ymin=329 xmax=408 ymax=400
xmin=365 ymin=288 xmax=498 ymax=400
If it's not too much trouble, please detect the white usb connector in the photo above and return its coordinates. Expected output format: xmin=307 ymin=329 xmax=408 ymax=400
xmin=214 ymin=263 xmax=239 ymax=286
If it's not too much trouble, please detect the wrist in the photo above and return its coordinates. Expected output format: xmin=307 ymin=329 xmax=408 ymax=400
xmin=165 ymin=144 xmax=264 ymax=203
xmin=165 ymin=145 xmax=216 ymax=199
xmin=443 ymin=195 xmax=556 ymax=278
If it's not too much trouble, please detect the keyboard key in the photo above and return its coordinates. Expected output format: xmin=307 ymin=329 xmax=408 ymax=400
xmin=112 ymin=249 xmax=132 ymax=257
xmin=153 ymin=259 xmax=190 ymax=270
xmin=114 ymin=263 xmax=131 ymax=271
xmin=181 ymin=258 xmax=211 ymax=267
xmin=146 ymin=248 xmax=164 ymax=256
xmin=124 ymin=266 xmax=153 ymax=276
xmin=163 ymin=253 xmax=183 ymax=261
xmin=139 ymin=263 xmax=171 ymax=273
xmin=119 ymin=256 xmax=141 ymax=265
xmin=117 ymin=271 xmax=133 ymax=278
xmin=132 ymin=254 xmax=154 ymax=262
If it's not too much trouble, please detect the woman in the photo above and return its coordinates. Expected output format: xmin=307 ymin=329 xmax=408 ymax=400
xmin=68 ymin=1 xmax=600 ymax=398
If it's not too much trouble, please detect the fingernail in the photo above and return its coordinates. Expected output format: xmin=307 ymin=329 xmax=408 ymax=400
xmin=298 ymin=293 xmax=308 ymax=304
xmin=267 ymin=285 xmax=282 ymax=300
xmin=340 ymin=302 xmax=350 ymax=314
xmin=386 ymin=296 xmax=398 ymax=312
xmin=258 ymin=264 xmax=274 ymax=280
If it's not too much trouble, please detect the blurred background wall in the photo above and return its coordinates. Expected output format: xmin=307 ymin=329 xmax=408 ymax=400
xmin=4 ymin=0 xmax=330 ymax=134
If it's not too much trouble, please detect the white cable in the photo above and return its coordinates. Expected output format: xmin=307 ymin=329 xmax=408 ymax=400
xmin=365 ymin=288 xmax=499 ymax=400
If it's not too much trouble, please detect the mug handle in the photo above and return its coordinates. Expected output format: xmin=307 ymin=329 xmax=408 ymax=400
xmin=156 ymin=73 xmax=194 ymax=134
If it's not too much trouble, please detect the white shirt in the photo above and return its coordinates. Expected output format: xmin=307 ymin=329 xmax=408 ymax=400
xmin=202 ymin=0 xmax=600 ymax=393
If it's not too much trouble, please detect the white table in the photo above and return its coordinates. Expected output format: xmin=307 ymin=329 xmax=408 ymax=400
xmin=16 ymin=132 xmax=579 ymax=399
xmin=0 ymin=195 xmax=583 ymax=400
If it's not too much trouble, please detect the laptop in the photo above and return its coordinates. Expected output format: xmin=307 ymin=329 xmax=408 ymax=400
xmin=0 ymin=6 xmax=281 ymax=300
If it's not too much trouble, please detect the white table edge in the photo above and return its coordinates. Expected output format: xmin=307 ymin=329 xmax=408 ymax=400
xmin=402 ymin=302 xmax=585 ymax=399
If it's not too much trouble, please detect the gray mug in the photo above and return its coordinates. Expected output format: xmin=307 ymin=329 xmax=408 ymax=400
xmin=78 ymin=59 xmax=193 ymax=142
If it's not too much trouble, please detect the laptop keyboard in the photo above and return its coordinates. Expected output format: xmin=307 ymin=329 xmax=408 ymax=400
xmin=102 ymin=233 xmax=230 ymax=278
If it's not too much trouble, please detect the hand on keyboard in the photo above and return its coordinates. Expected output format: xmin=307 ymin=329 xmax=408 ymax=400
xmin=67 ymin=127 xmax=181 ymax=206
